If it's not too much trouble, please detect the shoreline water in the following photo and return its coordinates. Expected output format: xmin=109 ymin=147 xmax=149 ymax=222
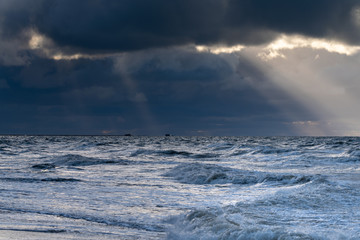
xmin=0 ymin=136 xmax=359 ymax=239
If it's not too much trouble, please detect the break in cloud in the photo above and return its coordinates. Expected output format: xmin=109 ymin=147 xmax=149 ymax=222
xmin=0 ymin=0 xmax=360 ymax=135
xmin=1 ymin=0 xmax=360 ymax=55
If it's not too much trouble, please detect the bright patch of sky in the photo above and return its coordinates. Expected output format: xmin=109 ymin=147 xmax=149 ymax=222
xmin=26 ymin=30 xmax=360 ymax=136
xmin=195 ymin=34 xmax=360 ymax=136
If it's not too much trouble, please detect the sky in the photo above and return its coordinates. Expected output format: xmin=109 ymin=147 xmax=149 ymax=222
xmin=1 ymin=0 xmax=360 ymax=136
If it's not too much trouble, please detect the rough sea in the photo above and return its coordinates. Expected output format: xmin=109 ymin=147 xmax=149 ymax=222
xmin=0 ymin=136 xmax=359 ymax=239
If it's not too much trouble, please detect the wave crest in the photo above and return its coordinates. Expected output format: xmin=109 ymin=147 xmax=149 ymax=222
xmin=164 ymin=163 xmax=315 ymax=185
xmin=32 ymin=154 xmax=129 ymax=169
xmin=130 ymin=149 xmax=218 ymax=159
xmin=167 ymin=207 xmax=327 ymax=240
xmin=0 ymin=177 xmax=81 ymax=183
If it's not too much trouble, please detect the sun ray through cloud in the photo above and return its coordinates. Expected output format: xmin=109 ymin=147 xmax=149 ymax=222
xmin=194 ymin=34 xmax=360 ymax=136
xmin=113 ymin=54 xmax=160 ymax=135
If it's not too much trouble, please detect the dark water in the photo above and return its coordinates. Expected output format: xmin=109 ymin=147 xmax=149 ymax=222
xmin=0 ymin=136 xmax=359 ymax=239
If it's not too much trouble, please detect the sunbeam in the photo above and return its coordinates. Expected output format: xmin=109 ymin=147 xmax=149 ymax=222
xmin=113 ymin=54 xmax=160 ymax=135
xmin=247 ymin=44 xmax=360 ymax=136
xmin=194 ymin=34 xmax=360 ymax=136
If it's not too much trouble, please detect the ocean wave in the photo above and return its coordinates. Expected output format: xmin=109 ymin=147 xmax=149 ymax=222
xmin=0 ymin=139 xmax=12 ymax=145
xmin=347 ymin=148 xmax=360 ymax=161
xmin=164 ymin=163 xmax=315 ymax=185
xmin=0 ymin=207 xmax=164 ymax=233
xmin=0 ymin=177 xmax=81 ymax=183
xmin=166 ymin=179 xmax=357 ymax=239
xmin=160 ymin=150 xmax=193 ymax=157
xmin=167 ymin=185 xmax=356 ymax=240
xmin=193 ymin=153 xmax=219 ymax=159
xmin=207 ymin=142 xmax=235 ymax=151
xmin=252 ymin=147 xmax=294 ymax=155
xmin=249 ymin=179 xmax=358 ymax=211
xmin=32 ymin=154 xmax=130 ymax=169
xmin=130 ymin=149 xmax=218 ymax=159
xmin=130 ymin=149 xmax=157 ymax=157
xmin=32 ymin=163 xmax=57 ymax=169
xmin=167 ymin=207 xmax=329 ymax=240
xmin=229 ymin=149 xmax=250 ymax=156
xmin=0 ymin=227 xmax=67 ymax=233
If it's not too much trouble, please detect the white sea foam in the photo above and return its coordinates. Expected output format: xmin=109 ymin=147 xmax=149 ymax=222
xmin=0 ymin=136 xmax=358 ymax=239
xmin=164 ymin=162 xmax=316 ymax=185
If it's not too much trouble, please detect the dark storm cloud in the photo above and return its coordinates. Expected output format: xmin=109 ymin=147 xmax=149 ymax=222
xmin=1 ymin=0 xmax=350 ymax=135
xmin=3 ymin=57 xmax=127 ymax=105
xmin=0 ymin=48 xmax=307 ymax=135
xmin=226 ymin=0 xmax=359 ymax=42
xmin=0 ymin=57 xmax=136 ymax=134
xmin=1 ymin=0 xmax=360 ymax=55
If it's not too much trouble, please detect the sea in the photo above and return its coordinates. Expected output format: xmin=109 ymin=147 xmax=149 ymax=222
xmin=0 ymin=136 xmax=359 ymax=239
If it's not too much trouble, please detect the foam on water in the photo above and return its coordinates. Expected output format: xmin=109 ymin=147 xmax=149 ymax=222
xmin=31 ymin=154 xmax=131 ymax=169
xmin=165 ymin=162 xmax=317 ymax=185
xmin=0 ymin=136 xmax=358 ymax=239
xmin=0 ymin=206 xmax=164 ymax=232
xmin=167 ymin=177 xmax=359 ymax=239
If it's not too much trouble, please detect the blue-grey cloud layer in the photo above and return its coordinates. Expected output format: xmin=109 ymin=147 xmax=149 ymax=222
xmin=0 ymin=0 xmax=357 ymax=135
xmin=2 ymin=0 xmax=360 ymax=53
xmin=0 ymin=48 xmax=311 ymax=135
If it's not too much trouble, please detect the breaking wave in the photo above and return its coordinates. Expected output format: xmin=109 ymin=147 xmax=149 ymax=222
xmin=346 ymin=148 xmax=360 ymax=161
xmin=32 ymin=154 xmax=130 ymax=169
xmin=166 ymin=177 xmax=355 ymax=240
xmin=252 ymin=147 xmax=294 ymax=155
xmin=164 ymin=163 xmax=315 ymax=185
xmin=0 ymin=207 xmax=164 ymax=233
xmin=166 ymin=207 xmax=335 ymax=240
xmin=130 ymin=149 xmax=218 ymax=159
xmin=0 ymin=177 xmax=81 ymax=183
xmin=0 ymin=227 xmax=67 ymax=233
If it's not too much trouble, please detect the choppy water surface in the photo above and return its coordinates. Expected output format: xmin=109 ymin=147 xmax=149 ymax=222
xmin=0 ymin=136 xmax=359 ymax=239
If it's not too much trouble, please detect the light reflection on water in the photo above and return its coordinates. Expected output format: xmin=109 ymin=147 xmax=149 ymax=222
xmin=0 ymin=136 xmax=359 ymax=239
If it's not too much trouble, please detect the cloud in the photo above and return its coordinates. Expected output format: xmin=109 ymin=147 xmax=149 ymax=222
xmin=239 ymin=44 xmax=360 ymax=136
xmin=257 ymin=34 xmax=360 ymax=61
xmin=0 ymin=79 xmax=9 ymax=89
xmin=1 ymin=0 xmax=359 ymax=136
xmin=0 ymin=46 xmax=308 ymax=135
xmin=1 ymin=0 xmax=360 ymax=58
xmin=291 ymin=121 xmax=320 ymax=126
xmin=195 ymin=44 xmax=245 ymax=54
